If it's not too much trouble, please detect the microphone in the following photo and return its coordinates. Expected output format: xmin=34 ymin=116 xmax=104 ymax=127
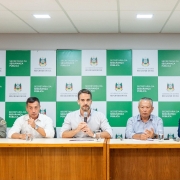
xmin=84 ymin=112 xmax=88 ymax=123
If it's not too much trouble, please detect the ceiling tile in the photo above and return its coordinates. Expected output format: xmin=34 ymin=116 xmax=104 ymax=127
xmin=59 ymin=0 xmax=117 ymax=10
xmin=119 ymin=0 xmax=178 ymax=11
xmin=120 ymin=11 xmax=171 ymax=33
xmin=162 ymin=11 xmax=180 ymax=33
xmin=0 ymin=0 xmax=179 ymax=33
xmin=0 ymin=0 xmax=61 ymax=10
xmin=67 ymin=11 xmax=117 ymax=21
xmin=13 ymin=10 xmax=77 ymax=33
xmin=72 ymin=20 xmax=118 ymax=33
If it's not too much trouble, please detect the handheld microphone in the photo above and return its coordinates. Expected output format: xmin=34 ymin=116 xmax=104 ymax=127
xmin=84 ymin=112 xmax=88 ymax=123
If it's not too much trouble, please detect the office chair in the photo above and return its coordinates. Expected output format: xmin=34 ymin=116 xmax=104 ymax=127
xmin=54 ymin=127 xmax=57 ymax=138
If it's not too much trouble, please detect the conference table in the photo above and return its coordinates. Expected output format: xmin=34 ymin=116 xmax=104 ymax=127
xmin=2 ymin=138 xmax=180 ymax=180
xmin=0 ymin=138 xmax=107 ymax=180
xmin=107 ymin=139 xmax=180 ymax=180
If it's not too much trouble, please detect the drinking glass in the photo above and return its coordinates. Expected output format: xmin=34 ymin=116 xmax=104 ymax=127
xmin=95 ymin=130 xmax=101 ymax=142
xmin=26 ymin=125 xmax=33 ymax=141
xmin=158 ymin=130 xmax=164 ymax=142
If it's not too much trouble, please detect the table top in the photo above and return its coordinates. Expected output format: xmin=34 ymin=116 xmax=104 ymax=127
xmin=1 ymin=138 xmax=179 ymax=148
xmin=108 ymin=139 xmax=180 ymax=148
xmin=0 ymin=138 xmax=105 ymax=147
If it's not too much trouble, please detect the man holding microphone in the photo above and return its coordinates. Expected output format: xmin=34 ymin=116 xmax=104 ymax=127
xmin=60 ymin=89 xmax=112 ymax=138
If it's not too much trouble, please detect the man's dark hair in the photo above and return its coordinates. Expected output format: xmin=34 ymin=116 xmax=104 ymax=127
xmin=78 ymin=89 xmax=92 ymax=100
xmin=26 ymin=97 xmax=40 ymax=105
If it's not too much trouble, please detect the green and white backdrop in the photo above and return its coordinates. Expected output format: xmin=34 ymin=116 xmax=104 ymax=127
xmin=0 ymin=49 xmax=180 ymax=138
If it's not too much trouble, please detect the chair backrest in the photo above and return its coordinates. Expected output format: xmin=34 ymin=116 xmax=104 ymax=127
xmin=54 ymin=127 xmax=57 ymax=138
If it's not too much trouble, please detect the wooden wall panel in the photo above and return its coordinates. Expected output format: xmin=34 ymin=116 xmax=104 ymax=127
xmin=0 ymin=147 xmax=105 ymax=180
xmin=110 ymin=148 xmax=180 ymax=180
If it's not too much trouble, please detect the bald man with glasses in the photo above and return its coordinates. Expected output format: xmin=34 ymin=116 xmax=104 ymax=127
xmin=125 ymin=97 xmax=164 ymax=140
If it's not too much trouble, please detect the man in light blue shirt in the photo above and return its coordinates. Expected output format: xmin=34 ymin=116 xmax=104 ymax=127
xmin=60 ymin=89 xmax=112 ymax=138
xmin=0 ymin=117 xmax=6 ymax=138
xmin=125 ymin=97 xmax=163 ymax=140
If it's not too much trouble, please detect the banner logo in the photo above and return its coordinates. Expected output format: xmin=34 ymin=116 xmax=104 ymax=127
xmin=40 ymin=108 xmax=46 ymax=115
xmin=90 ymin=57 xmax=98 ymax=66
xmin=39 ymin=58 xmax=47 ymax=66
xmin=167 ymin=83 xmax=174 ymax=92
xmin=14 ymin=83 xmax=22 ymax=92
xmin=65 ymin=83 xmax=73 ymax=91
xmin=142 ymin=58 xmax=149 ymax=67
xmin=115 ymin=83 xmax=123 ymax=91
xmin=92 ymin=108 xmax=98 ymax=111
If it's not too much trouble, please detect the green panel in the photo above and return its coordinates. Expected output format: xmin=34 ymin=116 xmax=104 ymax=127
xmin=107 ymin=50 xmax=132 ymax=75
xmin=132 ymin=76 xmax=158 ymax=101
xmin=56 ymin=50 xmax=81 ymax=76
xmin=107 ymin=102 xmax=132 ymax=127
xmin=0 ymin=77 xmax=5 ymax=101
xmin=158 ymin=102 xmax=180 ymax=127
xmin=31 ymin=77 xmax=56 ymax=101
xmin=5 ymin=102 xmax=26 ymax=127
xmin=158 ymin=50 xmax=180 ymax=76
xmin=82 ymin=76 xmax=106 ymax=101
xmin=56 ymin=102 xmax=79 ymax=127
xmin=6 ymin=50 xmax=30 ymax=76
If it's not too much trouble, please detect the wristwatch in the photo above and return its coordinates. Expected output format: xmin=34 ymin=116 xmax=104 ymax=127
xmin=35 ymin=124 xmax=39 ymax=130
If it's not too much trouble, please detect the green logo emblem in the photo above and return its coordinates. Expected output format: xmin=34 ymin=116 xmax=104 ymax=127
xmin=40 ymin=108 xmax=46 ymax=115
xmin=14 ymin=83 xmax=22 ymax=92
xmin=65 ymin=83 xmax=73 ymax=91
xmin=142 ymin=58 xmax=149 ymax=67
xmin=90 ymin=57 xmax=98 ymax=66
xmin=167 ymin=83 xmax=174 ymax=92
xmin=39 ymin=58 xmax=47 ymax=66
xmin=115 ymin=83 xmax=123 ymax=91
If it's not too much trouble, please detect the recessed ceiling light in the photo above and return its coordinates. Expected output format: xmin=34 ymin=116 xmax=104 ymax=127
xmin=33 ymin=15 xmax=51 ymax=19
xmin=137 ymin=14 xmax=153 ymax=19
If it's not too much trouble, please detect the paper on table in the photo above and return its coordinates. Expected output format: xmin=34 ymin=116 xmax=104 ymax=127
xmin=69 ymin=138 xmax=94 ymax=141
xmin=132 ymin=138 xmax=154 ymax=141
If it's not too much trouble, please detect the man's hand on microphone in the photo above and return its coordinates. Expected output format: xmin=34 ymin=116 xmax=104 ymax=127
xmin=82 ymin=126 xmax=94 ymax=137
xmin=76 ymin=122 xmax=87 ymax=132
xmin=77 ymin=122 xmax=94 ymax=137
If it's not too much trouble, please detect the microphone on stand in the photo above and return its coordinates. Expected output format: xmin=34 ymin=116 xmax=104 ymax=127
xmin=84 ymin=112 xmax=88 ymax=123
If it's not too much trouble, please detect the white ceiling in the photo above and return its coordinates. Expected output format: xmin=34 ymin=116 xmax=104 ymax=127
xmin=0 ymin=0 xmax=180 ymax=33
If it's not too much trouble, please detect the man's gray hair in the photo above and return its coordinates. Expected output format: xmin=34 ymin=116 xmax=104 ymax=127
xmin=138 ymin=97 xmax=153 ymax=106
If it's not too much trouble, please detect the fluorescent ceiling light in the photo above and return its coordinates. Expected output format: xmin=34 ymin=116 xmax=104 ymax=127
xmin=137 ymin=14 xmax=153 ymax=19
xmin=33 ymin=15 xmax=51 ymax=19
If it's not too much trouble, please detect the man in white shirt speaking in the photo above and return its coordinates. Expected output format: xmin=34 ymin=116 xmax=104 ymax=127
xmin=8 ymin=97 xmax=54 ymax=139
xmin=60 ymin=89 xmax=112 ymax=139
